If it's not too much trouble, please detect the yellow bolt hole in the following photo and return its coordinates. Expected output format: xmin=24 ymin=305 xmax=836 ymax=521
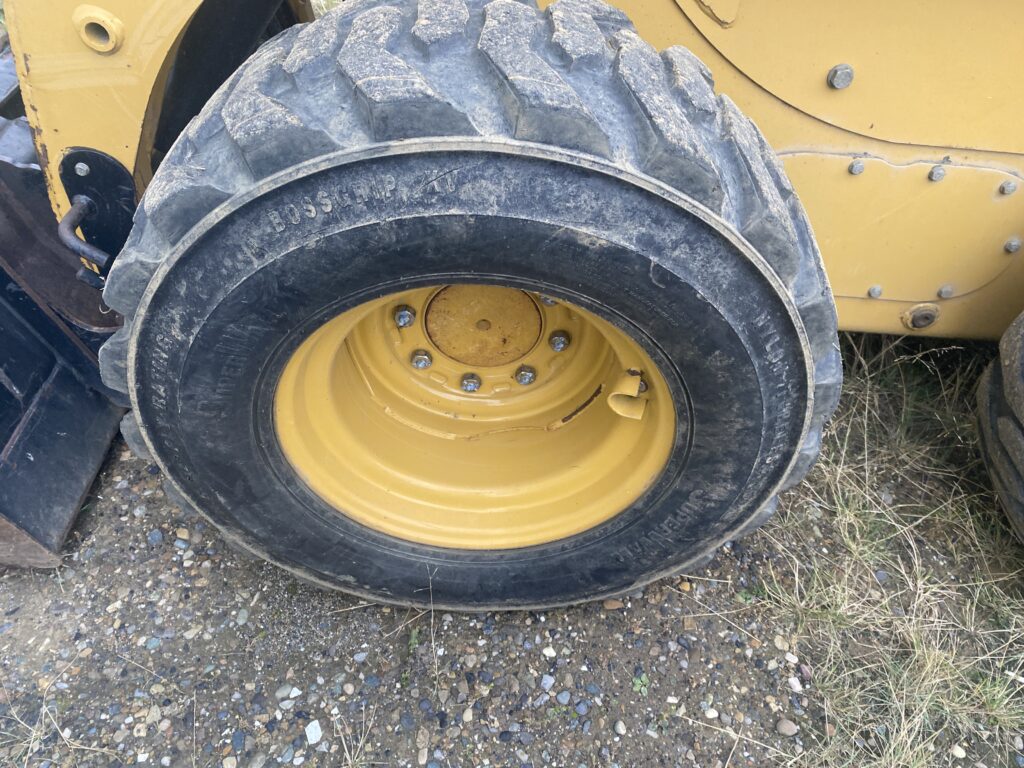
xmin=72 ymin=5 xmax=125 ymax=55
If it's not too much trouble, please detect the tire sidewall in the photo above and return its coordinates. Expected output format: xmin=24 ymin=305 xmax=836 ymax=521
xmin=130 ymin=142 xmax=812 ymax=608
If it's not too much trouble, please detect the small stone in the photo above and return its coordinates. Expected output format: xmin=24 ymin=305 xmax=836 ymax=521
xmin=950 ymin=745 xmax=967 ymax=759
xmin=353 ymin=651 xmax=368 ymax=663
xmin=784 ymin=652 xmax=799 ymax=665
xmin=787 ymin=676 xmax=804 ymax=693
xmin=776 ymin=718 xmax=799 ymax=737
xmin=540 ymin=674 xmax=555 ymax=692
xmin=614 ymin=720 xmax=627 ymax=736
xmin=305 ymin=720 xmax=322 ymax=745
xmin=462 ymin=707 xmax=473 ymax=723
xmin=705 ymin=708 xmax=719 ymax=720
xmin=602 ymin=599 xmax=625 ymax=610
xmin=222 ymin=758 xmax=236 ymax=768
xmin=542 ymin=646 xmax=556 ymax=658
xmin=275 ymin=685 xmax=292 ymax=700
xmin=175 ymin=527 xmax=189 ymax=540
xmin=235 ymin=609 xmax=248 ymax=626
xmin=556 ymin=690 xmax=571 ymax=706
xmin=773 ymin=636 xmax=789 ymax=652
xmin=147 ymin=530 xmax=163 ymax=546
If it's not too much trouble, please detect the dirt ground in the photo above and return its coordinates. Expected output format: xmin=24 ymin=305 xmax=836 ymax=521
xmin=2 ymin=335 xmax=1024 ymax=768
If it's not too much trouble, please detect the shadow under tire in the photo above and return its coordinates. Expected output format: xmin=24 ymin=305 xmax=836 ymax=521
xmin=98 ymin=0 xmax=840 ymax=609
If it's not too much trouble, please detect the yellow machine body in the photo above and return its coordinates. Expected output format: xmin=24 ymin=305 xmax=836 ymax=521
xmin=6 ymin=0 xmax=1023 ymax=339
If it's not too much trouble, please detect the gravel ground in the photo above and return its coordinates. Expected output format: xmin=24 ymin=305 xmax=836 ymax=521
xmin=2 ymin=338 xmax=1024 ymax=768
xmin=0 ymin=443 xmax=820 ymax=767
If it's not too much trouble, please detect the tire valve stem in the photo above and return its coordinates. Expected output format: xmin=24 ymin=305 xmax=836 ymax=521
xmin=461 ymin=373 xmax=482 ymax=392
xmin=410 ymin=350 xmax=432 ymax=369
xmin=394 ymin=305 xmax=416 ymax=328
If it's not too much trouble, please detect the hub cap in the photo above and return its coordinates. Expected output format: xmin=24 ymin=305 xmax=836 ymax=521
xmin=273 ymin=285 xmax=676 ymax=549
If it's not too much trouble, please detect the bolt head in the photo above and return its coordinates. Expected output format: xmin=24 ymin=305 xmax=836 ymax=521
xmin=410 ymin=350 xmax=432 ymax=369
xmin=937 ymin=284 xmax=955 ymax=299
xmin=867 ymin=285 xmax=883 ymax=299
xmin=928 ymin=165 xmax=946 ymax=182
xmin=1000 ymin=180 xmax=1018 ymax=196
xmin=538 ymin=295 xmax=557 ymax=307
xmin=394 ymin=305 xmax=416 ymax=328
xmin=848 ymin=159 xmax=865 ymax=176
xmin=548 ymin=331 xmax=571 ymax=352
xmin=637 ymin=378 xmax=649 ymax=394
xmin=826 ymin=64 xmax=854 ymax=90
xmin=74 ymin=162 xmax=91 ymax=177
xmin=461 ymin=373 xmax=481 ymax=392
xmin=1006 ymin=237 xmax=1022 ymax=254
xmin=514 ymin=366 xmax=536 ymax=386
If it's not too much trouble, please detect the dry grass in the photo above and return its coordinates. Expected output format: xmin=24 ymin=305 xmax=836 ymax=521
xmin=763 ymin=334 xmax=1024 ymax=767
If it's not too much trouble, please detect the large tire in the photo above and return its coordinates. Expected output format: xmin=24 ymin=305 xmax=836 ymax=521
xmin=99 ymin=0 xmax=840 ymax=609
xmin=978 ymin=313 xmax=1024 ymax=542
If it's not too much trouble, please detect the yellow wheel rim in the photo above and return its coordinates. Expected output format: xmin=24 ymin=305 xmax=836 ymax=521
xmin=273 ymin=285 xmax=676 ymax=549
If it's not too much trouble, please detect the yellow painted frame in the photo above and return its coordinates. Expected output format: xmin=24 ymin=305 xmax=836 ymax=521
xmin=7 ymin=0 xmax=1024 ymax=339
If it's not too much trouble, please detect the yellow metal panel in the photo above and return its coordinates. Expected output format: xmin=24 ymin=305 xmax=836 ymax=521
xmin=674 ymin=0 xmax=1024 ymax=155
xmin=4 ymin=0 xmax=203 ymax=218
xmin=785 ymin=154 xmax=1024 ymax=302
xmin=590 ymin=0 xmax=1024 ymax=339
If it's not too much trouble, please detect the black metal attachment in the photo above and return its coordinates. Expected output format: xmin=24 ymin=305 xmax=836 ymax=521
xmin=58 ymin=147 xmax=136 ymax=269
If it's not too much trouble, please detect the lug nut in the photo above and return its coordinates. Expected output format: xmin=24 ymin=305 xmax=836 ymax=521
xmin=638 ymin=378 xmax=649 ymax=393
xmin=410 ymin=350 xmax=432 ymax=369
xmin=515 ymin=366 xmax=536 ymax=386
xmin=394 ymin=305 xmax=416 ymax=328
xmin=461 ymin=373 xmax=481 ymax=392
xmin=549 ymin=331 xmax=571 ymax=352
xmin=74 ymin=162 xmax=91 ymax=177
xmin=826 ymin=63 xmax=854 ymax=90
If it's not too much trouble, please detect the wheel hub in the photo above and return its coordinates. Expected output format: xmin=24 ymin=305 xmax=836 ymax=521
xmin=425 ymin=285 xmax=542 ymax=367
xmin=273 ymin=284 xmax=677 ymax=549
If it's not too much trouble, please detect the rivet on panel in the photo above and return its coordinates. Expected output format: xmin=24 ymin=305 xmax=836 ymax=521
xmin=848 ymin=160 xmax=865 ymax=176
xmin=928 ymin=166 xmax=946 ymax=182
xmin=867 ymin=285 xmax=882 ymax=299
xmin=826 ymin=64 xmax=854 ymax=89
xmin=1006 ymin=237 xmax=1022 ymax=254
xmin=1000 ymin=180 xmax=1018 ymax=196
xmin=936 ymin=284 xmax=954 ymax=299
